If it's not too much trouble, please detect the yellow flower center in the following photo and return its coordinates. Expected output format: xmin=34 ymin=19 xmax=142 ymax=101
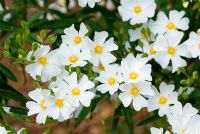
xmin=129 ymin=72 xmax=138 ymax=80
xmin=158 ymin=96 xmax=167 ymax=105
xmin=94 ymin=45 xmax=104 ymax=54
xmin=38 ymin=56 xmax=47 ymax=65
xmin=39 ymin=99 xmax=46 ymax=110
xmin=71 ymin=87 xmax=81 ymax=96
xmin=198 ymin=44 xmax=200 ymax=49
xmin=55 ymin=99 xmax=64 ymax=108
xmin=69 ymin=55 xmax=78 ymax=64
xmin=134 ymin=6 xmax=142 ymax=14
xmin=130 ymin=86 xmax=140 ymax=96
xmin=98 ymin=63 xmax=105 ymax=71
xmin=149 ymin=48 xmax=157 ymax=55
xmin=197 ymin=30 xmax=200 ymax=36
xmin=181 ymin=129 xmax=185 ymax=134
xmin=166 ymin=22 xmax=176 ymax=30
xmin=141 ymin=33 xmax=149 ymax=40
xmin=108 ymin=77 xmax=116 ymax=86
xmin=167 ymin=47 xmax=176 ymax=56
xmin=74 ymin=35 xmax=82 ymax=45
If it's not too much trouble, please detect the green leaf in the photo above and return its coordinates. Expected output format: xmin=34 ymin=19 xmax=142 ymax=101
xmin=0 ymin=89 xmax=27 ymax=106
xmin=74 ymin=96 xmax=101 ymax=128
xmin=0 ymin=20 xmax=15 ymax=31
xmin=9 ymin=106 xmax=27 ymax=115
xmin=123 ymin=107 xmax=133 ymax=134
xmin=28 ymin=11 xmax=45 ymax=24
xmin=0 ymin=63 xmax=17 ymax=82
xmin=137 ymin=114 xmax=159 ymax=126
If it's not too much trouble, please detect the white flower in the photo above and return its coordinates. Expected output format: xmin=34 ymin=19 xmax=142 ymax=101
xmin=185 ymin=114 xmax=200 ymax=134
xmin=119 ymin=81 xmax=154 ymax=111
xmin=58 ymin=44 xmax=91 ymax=67
xmin=128 ymin=21 xmax=155 ymax=42
xmin=154 ymin=31 xmax=190 ymax=72
xmin=46 ymin=88 xmax=75 ymax=120
xmin=136 ymin=41 xmax=157 ymax=60
xmin=178 ymin=86 xmax=194 ymax=96
xmin=118 ymin=0 xmax=156 ymax=25
xmin=78 ymin=0 xmax=101 ymax=8
xmin=25 ymin=45 xmax=61 ymax=82
xmin=26 ymin=89 xmax=50 ymax=124
xmin=0 ymin=126 xmax=7 ymax=134
xmin=62 ymin=72 xmax=95 ymax=107
xmin=167 ymin=103 xmax=198 ymax=134
xmin=120 ymin=54 xmax=152 ymax=83
xmin=150 ymin=127 xmax=170 ymax=134
xmin=148 ymin=82 xmax=178 ymax=117
xmin=89 ymin=31 xmax=118 ymax=66
xmin=61 ymin=23 xmax=89 ymax=50
xmin=183 ymin=31 xmax=200 ymax=59
xmin=151 ymin=10 xmax=189 ymax=34
xmin=96 ymin=65 xmax=123 ymax=95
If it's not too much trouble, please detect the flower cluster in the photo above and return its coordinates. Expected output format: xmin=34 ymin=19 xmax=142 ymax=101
xmin=23 ymin=0 xmax=200 ymax=133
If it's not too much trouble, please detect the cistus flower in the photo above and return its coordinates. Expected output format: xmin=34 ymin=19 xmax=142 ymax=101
xmin=167 ymin=103 xmax=198 ymax=134
xmin=151 ymin=10 xmax=189 ymax=34
xmin=119 ymin=81 xmax=154 ymax=111
xmin=78 ymin=0 xmax=101 ymax=8
xmin=183 ymin=31 xmax=200 ymax=59
xmin=0 ymin=126 xmax=7 ymax=134
xmin=59 ymin=72 xmax=95 ymax=107
xmin=185 ymin=115 xmax=200 ymax=134
xmin=26 ymin=89 xmax=51 ymax=124
xmin=147 ymin=82 xmax=178 ymax=117
xmin=96 ymin=65 xmax=123 ymax=95
xmin=120 ymin=54 xmax=152 ymax=83
xmin=61 ymin=23 xmax=89 ymax=50
xmin=118 ymin=0 xmax=156 ymax=25
xmin=25 ymin=45 xmax=61 ymax=82
xmin=89 ymin=31 xmax=118 ymax=66
xmin=153 ymin=31 xmax=190 ymax=72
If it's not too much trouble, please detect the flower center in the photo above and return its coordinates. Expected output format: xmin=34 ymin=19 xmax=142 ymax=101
xmin=129 ymin=72 xmax=138 ymax=80
xmin=198 ymin=44 xmax=200 ymax=49
xmin=134 ymin=6 xmax=142 ymax=14
xmin=166 ymin=22 xmax=176 ymax=30
xmin=149 ymin=48 xmax=156 ymax=55
xmin=38 ymin=56 xmax=47 ymax=65
xmin=69 ymin=55 xmax=78 ymax=64
xmin=158 ymin=96 xmax=167 ymax=105
xmin=108 ymin=77 xmax=116 ymax=86
xmin=55 ymin=99 xmax=64 ymax=108
xmin=130 ymin=86 xmax=140 ymax=96
xmin=98 ymin=63 xmax=105 ymax=71
xmin=74 ymin=35 xmax=82 ymax=45
xmin=94 ymin=45 xmax=104 ymax=54
xmin=39 ymin=99 xmax=46 ymax=110
xmin=71 ymin=87 xmax=81 ymax=96
xmin=167 ymin=47 xmax=176 ymax=55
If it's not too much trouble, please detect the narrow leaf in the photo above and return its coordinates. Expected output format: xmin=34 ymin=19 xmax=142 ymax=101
xmin=123 ymin=107 xmax=133 ymax=134
xmin=112 ymin=104 xmax=123 ymax=133
xmin=137 ymin=114 xmax=159 ymax=126
xmin=28 ymin=11 xmax=45 ymax=24
xmin=0 ymin=63 xmax=17 ymax=81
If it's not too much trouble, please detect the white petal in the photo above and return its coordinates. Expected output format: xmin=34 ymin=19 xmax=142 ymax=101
xmin=80 ymin=91 xmax=95 ymax=107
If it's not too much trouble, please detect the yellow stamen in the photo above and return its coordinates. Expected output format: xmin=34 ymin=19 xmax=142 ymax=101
xmin=38 ymin=56 xmax=47 ymax=65
xmin=94 ymin=45 xmax=104 ymax=54
xmin=39 ymin=99 xmax=46 ymax=110
xmin=130 ymin=86 xmax=140 ymax=96
xmin=74 ymin=35 xmax=82 ymax=45
xmin=129 ymin=72 xmax=138 ymax=80
xmin=108 ymin=77 xmax=116 ymax=86
xmin=55 ymin=99 xmax=64 ymax=108
xmin=69 ymin=55 xmax=78 ymax=64
xmin=158 ymin=96 xmax=167 ymax=105
xmin=98 ymin=63 xmax=105 ymax=71
xmin=149 ymin=48 xmax=157 ymax=55
xmin=134 ymin=6 xmax=142 ymax=14
xmin=167 ymin=47 xmax=176 ymax=56
xmin=166 ymin=22 xmax=176 ymax=30
xmin=71 ymin=87 xmax=81 ymax=96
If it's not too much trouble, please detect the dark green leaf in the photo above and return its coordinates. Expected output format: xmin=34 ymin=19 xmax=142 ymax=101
xmin=28 ymin=11 xmax=45 ymax=24
xmin=0 ymin=63 xmax=17 ymax=81
xmin=137 ymin=114 xmax=159 ymax=126
xmin=123 ymin=107 xmax=133 ymax=134
xmin=9 ymin=106 xmax=27 ymax=115
xmin=112 ymin=104 xmax=123 ymax=133
xmin=0 ymin=20 xmax=15 ymax=31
